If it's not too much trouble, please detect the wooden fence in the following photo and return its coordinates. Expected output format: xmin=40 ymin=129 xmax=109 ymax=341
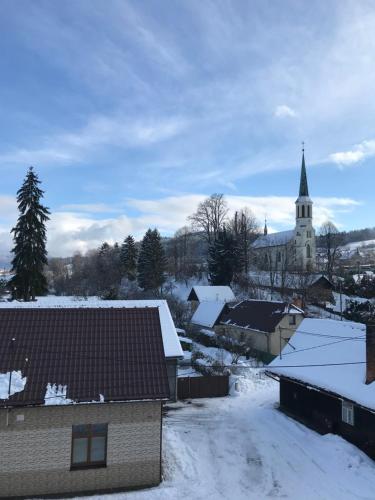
xmin=178 ymin=375 xmax=229 ymax=399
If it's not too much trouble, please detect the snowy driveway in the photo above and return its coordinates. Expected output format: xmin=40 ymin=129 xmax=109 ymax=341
xmin=72 ymin=373 xmax=375 ymax=500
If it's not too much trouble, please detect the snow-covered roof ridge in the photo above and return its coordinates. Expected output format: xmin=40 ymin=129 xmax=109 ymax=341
xmin=252 ymin=229 xmax=294 ymax=249
xmin=267 ymin=318 xmax=375 ymax=410
xmin=191 ymin=301 xmax=227 ymax=328
xmin=189 ymin=286 xmax=235 ymax=303
xmin=0 ymin=296 xmax=183 ymax=359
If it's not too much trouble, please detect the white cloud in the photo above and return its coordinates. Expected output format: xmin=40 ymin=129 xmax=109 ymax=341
xmin=0 ymin=114 xmax=189 ymax=167
xmin=274 ymin=105 xmax=297 ymax=118
xmin=46 ymin=194 xmax=358 ymax=256
xmin=329 ymin=139 xmax=375 ymax=166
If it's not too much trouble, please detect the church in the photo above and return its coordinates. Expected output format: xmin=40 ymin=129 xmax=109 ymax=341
xmin=252 ymin=150 xmax=316 ymax=272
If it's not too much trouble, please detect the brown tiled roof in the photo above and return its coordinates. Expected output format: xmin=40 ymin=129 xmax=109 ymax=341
xmin=0 ymin=307 xmax=169 ymax=406
xmin=220 ymin=300 xmax=302 ymax=333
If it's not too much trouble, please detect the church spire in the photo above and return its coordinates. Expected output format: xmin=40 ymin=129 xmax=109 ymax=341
xmin=264 ymin=217 xmax=268 ymax=235
xmin=299 ymin=143 xmax=309 ymax=197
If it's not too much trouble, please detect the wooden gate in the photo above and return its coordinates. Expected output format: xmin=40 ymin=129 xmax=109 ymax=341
xmin=178 ymin=375 xmax=229 ymax=399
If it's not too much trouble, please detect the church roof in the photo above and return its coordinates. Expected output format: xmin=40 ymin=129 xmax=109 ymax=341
xmin=252 ymin=229 xmax=294 ymax=249
xmin=299 ymin=151 xmax=309 ymax=197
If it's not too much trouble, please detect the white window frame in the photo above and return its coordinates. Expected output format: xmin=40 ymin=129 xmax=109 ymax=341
xmin=342 ymin=400 xmax=354 ymax=426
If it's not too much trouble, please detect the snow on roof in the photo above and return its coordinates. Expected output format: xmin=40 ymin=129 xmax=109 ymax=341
xmin=267 ymin=318 xmax=375 ymax=410
xmin=0 ymin=370 xmax=27 ymax=399
xmin=191 ymin=301 xmax=227 ymax=328
xmin=189 ymin=286 xmax=235 ymax=303
xmin=252 ymin=230 xmax=294 ymax=249
xmin=0 ymin=296 xmax=183 ymax=359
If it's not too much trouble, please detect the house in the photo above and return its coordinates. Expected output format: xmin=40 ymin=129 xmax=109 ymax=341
xmin=267 ymin=318 xmax=375 ymax=459
xmin=0 ymin=307 xmax=170 ymax=498
xmin=216 ymin=300 xmax=304 ymax=360
xmin=248 ymin=271 xmax=334 ymax=304
xmin=0 ymin=297 xmax=183 ymax=401
xmin=187 ymin=285 xmax=235 ymax=312
xmin=191 ymin=301 xmax=229 ymax=329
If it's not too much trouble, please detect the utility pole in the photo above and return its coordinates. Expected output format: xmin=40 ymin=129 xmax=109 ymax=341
xmin=339 ymin=280 xmax=343 ymax=321
xmin=7 ymin=337 xmax=16 ymax=398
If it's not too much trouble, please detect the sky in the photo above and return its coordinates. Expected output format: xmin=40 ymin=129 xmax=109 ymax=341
xmin=0 ymin=0 xmax=374 ymax=260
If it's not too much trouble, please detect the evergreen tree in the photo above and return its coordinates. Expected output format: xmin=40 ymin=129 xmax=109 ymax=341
xmin=137 ymin=229 xmax=166 ymax=291
xmin=120 ymin=235 xmax=138 ymax=281
xmin=208 ymin=228 xmax=238 ymax=286
xmin=10 ymin=167 xmax=50 ymax=301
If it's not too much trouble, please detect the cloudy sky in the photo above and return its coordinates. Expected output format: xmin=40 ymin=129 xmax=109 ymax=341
xmin=0 ymin=0 xmax=374 ymax=259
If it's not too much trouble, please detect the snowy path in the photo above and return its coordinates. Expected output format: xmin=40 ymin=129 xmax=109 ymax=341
xmin=70 ymin=373 xmax=375 ymax=500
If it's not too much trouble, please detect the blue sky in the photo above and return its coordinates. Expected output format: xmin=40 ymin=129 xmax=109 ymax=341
xmin=0 ymin=0 xmax=374 ymax=258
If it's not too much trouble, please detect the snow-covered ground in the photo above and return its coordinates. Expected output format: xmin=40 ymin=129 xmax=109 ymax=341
xmin=66 ymin=370 xmax=375 ymax=500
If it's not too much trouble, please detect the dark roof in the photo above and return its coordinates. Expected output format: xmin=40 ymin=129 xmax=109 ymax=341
xmin=220 ymin=300 xmax=303 ymax=333
xmin=0 ymin=307 xmax=169 ymax=407
xmin=299 ymin=151 xmax=309 ymax=197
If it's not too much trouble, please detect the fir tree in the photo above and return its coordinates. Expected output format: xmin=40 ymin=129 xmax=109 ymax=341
xmin=208 ymin=227 xmax=238 ymax=286
xmin=137 ymin=229 xmax=166 ymax=291
xmin=120 ymin=235 xmax=138 ymax=281
xmin=10 ymin=167 xmax=50 ymax=301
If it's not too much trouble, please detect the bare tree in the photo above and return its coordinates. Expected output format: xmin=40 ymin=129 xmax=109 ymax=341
xmin=229 ymin=208 xmax=259 ymax=276
xmin=319 ymin=221 xmax=343 ymax=280
xmin=188 ymin=193 xmax=228 ymax=244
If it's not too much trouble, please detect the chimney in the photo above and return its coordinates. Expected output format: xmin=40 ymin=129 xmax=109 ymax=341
xmin=366 ymin=325 xmax=375 ymax=384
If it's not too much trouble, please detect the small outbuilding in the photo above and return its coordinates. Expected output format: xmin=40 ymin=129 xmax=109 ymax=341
xmin=0 ymin=307 xmax=170 ymax=498
xmin=187 ymin=286 xmax=235 ymax=312
xmin=267 ymin=318 xmax=375 ymax=459
xmin=191 ymin=301 xmax=229 ymax=329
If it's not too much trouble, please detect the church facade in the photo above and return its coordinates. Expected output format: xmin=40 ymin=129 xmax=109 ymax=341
xmin=252 ymin=151 xmax=316 ymax=272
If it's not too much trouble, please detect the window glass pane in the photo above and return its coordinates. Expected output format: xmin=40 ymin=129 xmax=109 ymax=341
xmin=72 ymin=437 xmax=88 ymax=464
xmin=90 ymin=436 xmax=106 ymax=462
xmin=92 ymin=423 xmax=107 ymax=433
xmin=73 ymin=424 xmax=89 ymax=435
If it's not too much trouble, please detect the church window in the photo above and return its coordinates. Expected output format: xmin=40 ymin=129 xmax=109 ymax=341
xmin=302 ymin=206 xmax=305 ymax=218
xmin=277 ymin=251 xmax=281 ymax=262
xmin=308 ymin=205 xmax=311 ymax=218
xmin=306 ymin=244 xmax=311 ymax=258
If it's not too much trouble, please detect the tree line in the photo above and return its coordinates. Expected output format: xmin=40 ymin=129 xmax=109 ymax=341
xmin=7 ymin=168 xmax=372 ymax=302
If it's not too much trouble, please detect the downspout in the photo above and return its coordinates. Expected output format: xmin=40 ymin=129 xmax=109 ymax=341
xmin=159 ymin=401 xmax=163 ymax=484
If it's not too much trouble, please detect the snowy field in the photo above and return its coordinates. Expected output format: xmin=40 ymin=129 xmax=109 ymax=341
xmin=65 ymin=371 xmax=375 ymax=500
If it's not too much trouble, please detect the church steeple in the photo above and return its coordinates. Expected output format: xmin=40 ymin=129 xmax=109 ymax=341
xmin=299 ymin=145 xmax=309 ymax=197
xmin=264 ymin=217 xmax=268 ymax=235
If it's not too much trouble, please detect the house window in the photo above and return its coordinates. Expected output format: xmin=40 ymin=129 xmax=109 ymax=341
xmin=71 ymin=423 xmax=108 ymax=469
xmin=342 ymin=401 xmax=354 ymax=426
xmin=289 ymin=315 xmax=296 ymax=325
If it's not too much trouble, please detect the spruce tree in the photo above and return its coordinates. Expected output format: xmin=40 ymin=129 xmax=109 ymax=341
xmin=10 ymin=167 xmax=50 ymax=301
xmin=208 ymin=227 xmax=238 ymax=286
xmin=120 ymin=235 xmax=138 ymax=281
xmin=137 ymin=229 xmax=166 ymax=291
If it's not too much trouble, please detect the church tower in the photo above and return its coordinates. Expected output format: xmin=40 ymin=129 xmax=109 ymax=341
xmin=294 ymin=147 xmax=316 ymax=271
